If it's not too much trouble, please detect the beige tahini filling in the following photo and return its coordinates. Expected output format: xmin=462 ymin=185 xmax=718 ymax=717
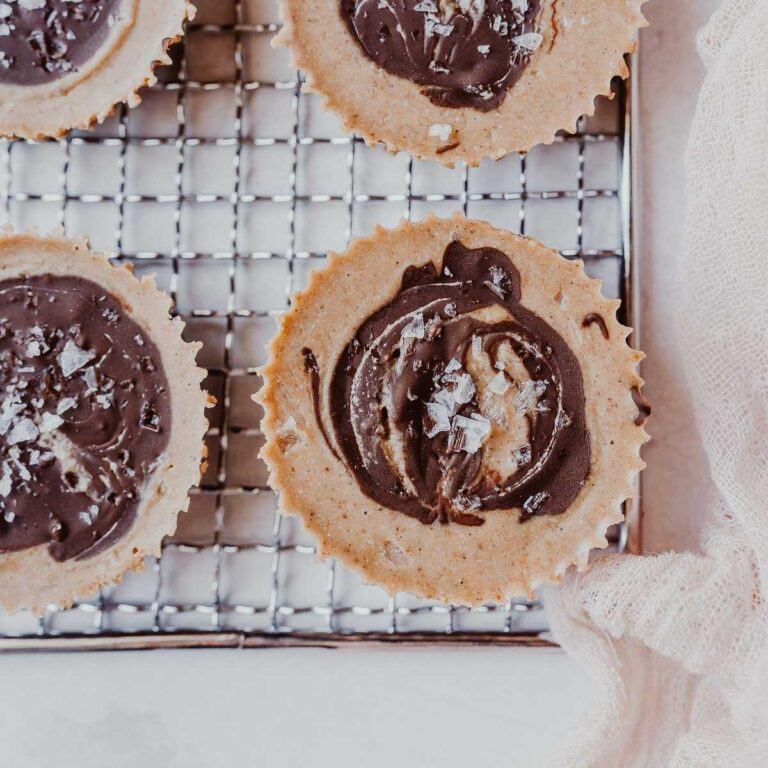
xmin=0 ymin=0 xmax=194 ymax=140
xmin=275 ymin=0 xmax=648 ymax=165
xmin=257 ymin=215 xmax=649 ymax=606
xmin=0 ymin=231 xmax=210 ymax=615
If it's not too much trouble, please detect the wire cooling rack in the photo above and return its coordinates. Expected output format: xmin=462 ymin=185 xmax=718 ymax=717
xmin=0 ymin=0 xmax=639 ymax=651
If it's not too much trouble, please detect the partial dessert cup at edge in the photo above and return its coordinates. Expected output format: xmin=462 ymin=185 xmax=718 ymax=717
xmin=0 ymin=0 xmax=194 ymax=140
xmin=257 ymin=215 xmax=649 ymax=606
xmin=275 ymin=0 xmax=647 ymax=166
xmin=0 ymin=231 xmax=209 ymax=615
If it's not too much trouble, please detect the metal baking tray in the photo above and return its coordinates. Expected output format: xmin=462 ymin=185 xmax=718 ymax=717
xmin=0 ymin=0 xmax=640 ymax=652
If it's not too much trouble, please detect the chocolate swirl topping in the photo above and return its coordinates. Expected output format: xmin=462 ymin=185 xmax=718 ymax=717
xmin=307 ymin=241 xmax=591 ymax=527
xmin=631 ymin=385 xmax=651 ymax=427
xmin=582 ymin=313 xmax=610 ymax=340
xmin=0 ymin=0 xmax=122 ymax=86
xmin=0 ymin=274 xmax=170 ymax=562
xmin=339 ymin=0 xmax=543 ymax=111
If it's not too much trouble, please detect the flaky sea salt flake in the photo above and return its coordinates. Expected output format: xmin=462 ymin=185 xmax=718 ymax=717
xmin=512 ymin=32 xmax=543 ymax=51
xmin=488 ymin=371 xmax=510 ymax=395
xmin=0 ymin=465 xmax=11 ymax=498
xmin=448 ymin=413 xmax=491 ymax=454
xmin=432 ymin=387 xmax=459 ymax=417
xmin=426 ymin=17 xmax=454 ymax=37
xmin=424 ymin=401 xmax=451 ymax=438
xmin=8 ymin=417 xmax=38 ymax=445
xmin=523 ymin=491 xmax=550 ymax=515
xmin=79 ymin=504 xmax=99 ymax=525
xmin=0 ymin=398 xmax=24 ymax=435
xmin=513 ymin=379 xmax=547 ymax=413
xmin=58 ymin=339 xmax=94 ymax=377
xmin=84 ymin=367 xmax=98 ymax=391
xmin=56 ymin=397 xmax=77 ymax=415
xmin=452 ymin=373 xmax=476 ymax=405
xmin=514 ymin=443 xmax=532 ymax=467
xmin=400 ymin=312 xmax=425 ymax=340
xmin=428 ymin=123 xmax=453 ymax=142
xmin=39 ymin=412 xmax=64 ymax=433
xmin=492 ymin=15 xmax=508 ymax=34
xmin=452 ymin=493 xmax=481 ymax=512
xmin=96 ymin=393 xmax=112 ymax=409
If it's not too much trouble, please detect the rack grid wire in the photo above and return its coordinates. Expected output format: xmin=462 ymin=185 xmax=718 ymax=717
xmin=0 ymin=0 xmax=639 ymax=652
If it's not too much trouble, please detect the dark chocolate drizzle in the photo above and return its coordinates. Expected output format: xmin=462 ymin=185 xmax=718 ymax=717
xmin=582 ymin=313 xmax=610 ymax=340
xmin=302 ymin=347 xmax=339 ymax=461
xmin=339 ymin=0 xmax=543 ymax=112
xmin=0 ymin=0 xmax=122 ymax=86
xmin=0 ymin=274 xmax=170 ymax=562
xmin=631 ymin=385 xmax=651 ymax=427
xmin=306 ymin=241 xmax=591 ymax=527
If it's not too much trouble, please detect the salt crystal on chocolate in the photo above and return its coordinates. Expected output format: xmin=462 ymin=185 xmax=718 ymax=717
xmin=523 ymin=491 xmax=550 ymax=515
xmin=424 ymin=401 xmax=451 ymax=437
xmin=447 ymin=413 xmax=491 ymax=453
xmin=0 ymin=397 xmax=24 ymax=435
xmin=512 ymin=32 xmax=543 ymax=51
xmin=513 ymin=379 xmax=547 ymax=413
xmin=56 ymin=397 xmax=77 ymax=415
xmin=452 ymin=493 xmax=481 ymax=512
xmin=432 ymin=387 xmax=459 ymax=417
xmin=79 ymin=504 xmax=99 ymax=525
xmin=8 ymin=416 xmax=38 ymax=445
xmin=425 ymin=17 xmax=454 ymax=38
xmin=0 ymin=465 xmax=11 ymax=498
xmin=400 ymin=312 xmax=425 ymax=340
xmin=39 ymin=412 xmax=63 ymax=433
xmin=84 ymin=366 xmax=98 ymax=391
xmin=58 ymin=339 xmax=94 ymax=377
xmin=452 ymin=372 xmax=476 ymax=404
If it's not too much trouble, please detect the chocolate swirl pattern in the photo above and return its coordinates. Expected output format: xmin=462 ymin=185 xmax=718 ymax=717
xmin=0 ymin=274 xmax=170 ymax=562
xmin=339 ymin=0 xmax=543 ymax=111
xmin=306 ymin=241 xmax=591 ymax=527
xmin=0 ymin=0 xmax=122 ymax=86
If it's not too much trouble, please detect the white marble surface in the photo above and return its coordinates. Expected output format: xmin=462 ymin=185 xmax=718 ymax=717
xmin=0 ymin=2 xmax=721 ymax=765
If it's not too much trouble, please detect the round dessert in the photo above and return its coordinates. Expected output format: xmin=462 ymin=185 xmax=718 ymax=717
xmin=258 ymin=215 xmax=648 ymax=605
xmin=0 ymin=0 xmax=194 ymax=139
xmin=275 ymin=0 xmax=647 ymax=165
xmin=0 ymin=232 xmax=209 ymax=614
